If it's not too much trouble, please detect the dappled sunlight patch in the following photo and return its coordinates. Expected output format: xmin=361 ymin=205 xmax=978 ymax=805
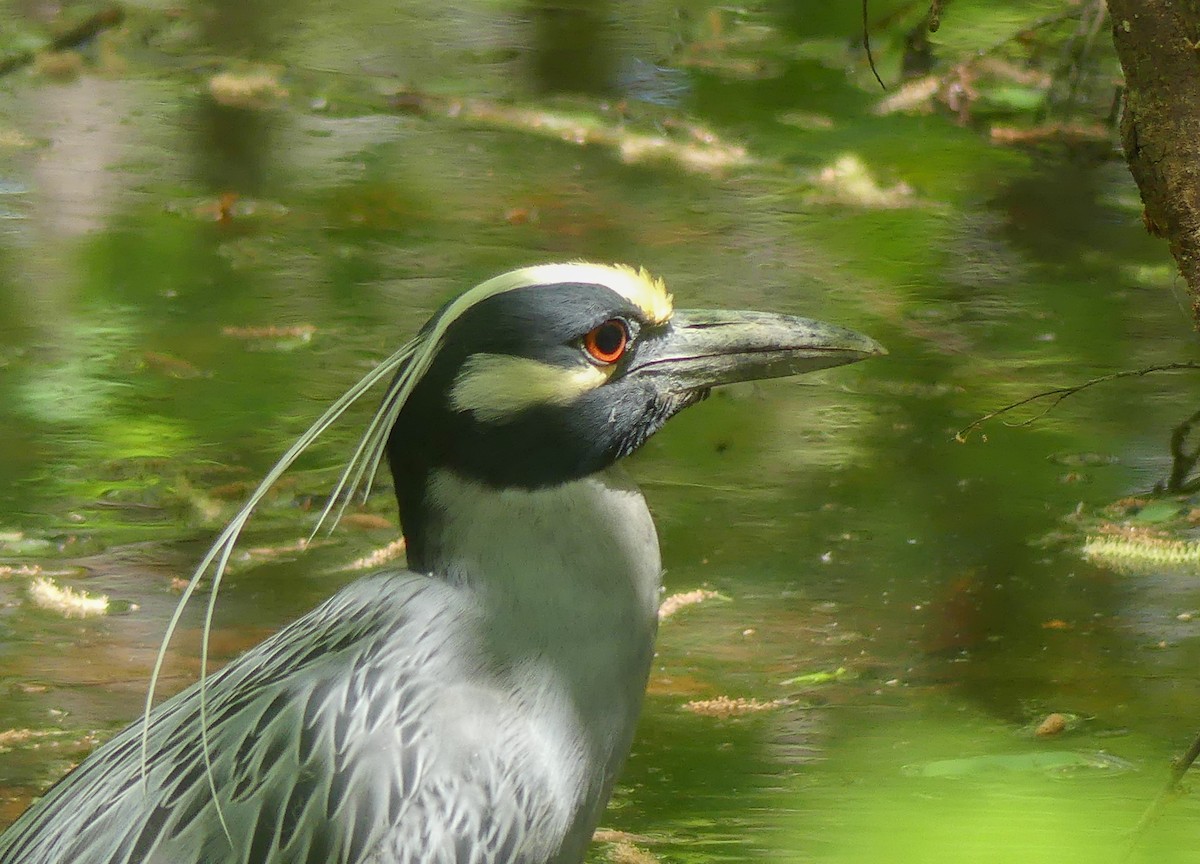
xmin=874 ymin=75 xmax=943 ymax=116
xmin=223 ymin=536 xmax=335 ymax=573
xmin=27 ymin=577 xmax=108 ymax=618
xmin=387 ymin=89 xmax=751 ymax=176
xmin=810 ymin=155 xmax=917 ymax=209
xmin=208 ymin=68 xmax=288 ymax=109
xmin=235 ymin=537 xmax=319 ymax=568
xmin=0 ymin=563 xmax=85 ymax=579
xmin=683 ymin=695 xmax=788 ymax=718
xmin=342 ymin=537 xmax=407 ymax=571
xmin=657 ymin=588 xmax=725 ymax=620
xmin=616 ymin=130 xmax=749 ymax=174
xmin=592 ymin=829 xmax=657 ymax=846
xmin=604 ymin=840 xmax=659 ymax=864
xmin=1124 ymin=262 xmax=1178 ymax=288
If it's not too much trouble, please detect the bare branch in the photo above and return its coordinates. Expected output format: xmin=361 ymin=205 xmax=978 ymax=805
xmin=862 ymin=0 xmax=887 ymax=90
xmin=955 ymin=362 xmax=1200 ymax=442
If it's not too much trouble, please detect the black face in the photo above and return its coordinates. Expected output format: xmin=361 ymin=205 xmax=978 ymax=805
xmin=388 ymin=282 xmax=701 ymax=482
xmin=385 ymin=283 xmax=704 ymax=563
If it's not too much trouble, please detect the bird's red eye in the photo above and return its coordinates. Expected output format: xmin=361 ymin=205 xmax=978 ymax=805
xmin=583 ymin=319 xmax=629 ymax=364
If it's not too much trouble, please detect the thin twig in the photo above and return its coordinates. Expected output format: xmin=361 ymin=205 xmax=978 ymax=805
xmin=862 ymin=0 xmax=887 ymax=90
xmin=955 ymin=363 xmax=1200 ymax=442
xmin=1123 ymin=730 xmax=1200 ymax=861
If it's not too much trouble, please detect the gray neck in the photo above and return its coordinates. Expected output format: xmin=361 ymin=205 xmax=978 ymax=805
xmin=418 ymin=468 xmax=663 ymax=859
xmin=422 ymin=466 xmax=662 ymax=647
xmin=423 ymin=467 xmax=661 ymax=764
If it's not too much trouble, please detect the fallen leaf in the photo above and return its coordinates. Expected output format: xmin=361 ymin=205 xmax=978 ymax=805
xmin=1035 ymin=713 xmax=1069 ymax=737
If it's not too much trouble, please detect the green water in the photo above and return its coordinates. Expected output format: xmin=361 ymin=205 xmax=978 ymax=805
xmin=1 ymin=1 xmax=1198 ymax=861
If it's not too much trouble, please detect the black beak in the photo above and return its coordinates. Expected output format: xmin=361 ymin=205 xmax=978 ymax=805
xmin=627 ymin=309 xmax=885 ymax=390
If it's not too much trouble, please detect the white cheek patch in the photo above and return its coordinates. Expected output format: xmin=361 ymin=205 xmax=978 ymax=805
xmin=449 ymin=354 xmax=610 ymax=423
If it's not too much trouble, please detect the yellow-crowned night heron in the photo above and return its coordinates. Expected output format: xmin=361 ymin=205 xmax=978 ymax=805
xmin=0 ymin=263 xmax=882 ymax=864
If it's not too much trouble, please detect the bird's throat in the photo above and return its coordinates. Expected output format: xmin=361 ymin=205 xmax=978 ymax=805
xmin=413 ymin=466 xmax=663 ymax=701
xmin=417 ymin=467 xmax=662 ymax=624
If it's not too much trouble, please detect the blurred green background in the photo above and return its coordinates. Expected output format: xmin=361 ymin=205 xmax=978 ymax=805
xmin=1 ymin=1 xmax=1198 ymax=861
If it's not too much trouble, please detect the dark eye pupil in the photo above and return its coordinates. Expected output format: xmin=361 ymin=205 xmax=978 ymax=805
xmin=594 ymin=322 xmax=624 ymax=355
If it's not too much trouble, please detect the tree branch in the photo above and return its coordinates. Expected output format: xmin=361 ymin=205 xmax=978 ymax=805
xmin=955 ymin=363 xmax=1200 ymax=442
xmin=1107 ymin=1 xmax=1200 ymax=328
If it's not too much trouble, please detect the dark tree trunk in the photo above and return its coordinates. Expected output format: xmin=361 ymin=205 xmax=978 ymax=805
xmin=1108 ymin=1 xmax=1200 ymax=328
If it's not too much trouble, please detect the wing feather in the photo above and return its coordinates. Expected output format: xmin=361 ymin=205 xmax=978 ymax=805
xmin=0 ymin=573 xmax=582 ymax=864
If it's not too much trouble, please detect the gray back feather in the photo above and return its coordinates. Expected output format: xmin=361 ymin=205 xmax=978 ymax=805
xmin=0 ymin=574 xmax=577 ymax=864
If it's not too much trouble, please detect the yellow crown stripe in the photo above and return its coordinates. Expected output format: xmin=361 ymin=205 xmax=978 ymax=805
xmin=492 ymin=262 xmax=674 ymax=325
